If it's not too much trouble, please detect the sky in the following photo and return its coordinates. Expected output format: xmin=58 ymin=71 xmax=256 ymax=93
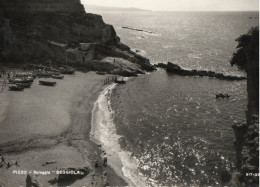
xmin=81 ymin=0 xmax=259 ymax=11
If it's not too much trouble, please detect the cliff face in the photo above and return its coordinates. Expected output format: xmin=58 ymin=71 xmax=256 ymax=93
xmin=0 ymin=0 xmax=154 ymax=72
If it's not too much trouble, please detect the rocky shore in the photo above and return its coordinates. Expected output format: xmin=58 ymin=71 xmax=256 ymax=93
xmin=156 ymin=62 xmax=246 ymax=81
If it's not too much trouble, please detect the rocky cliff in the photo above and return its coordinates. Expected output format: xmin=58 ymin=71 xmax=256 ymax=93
xmin=0 ymin=0 xmax=154 ymax=73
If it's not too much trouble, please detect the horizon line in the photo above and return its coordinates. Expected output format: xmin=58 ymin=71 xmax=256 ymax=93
xmin=84 ymin=4 xmax=259 ymax=12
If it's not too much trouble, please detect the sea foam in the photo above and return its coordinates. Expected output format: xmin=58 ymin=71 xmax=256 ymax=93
xmin=91 ymin=83 xmax=148 ymax=187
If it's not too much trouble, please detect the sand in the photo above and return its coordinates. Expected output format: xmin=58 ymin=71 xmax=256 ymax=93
xmin=0 ymin=71 xmax=127 ymax=186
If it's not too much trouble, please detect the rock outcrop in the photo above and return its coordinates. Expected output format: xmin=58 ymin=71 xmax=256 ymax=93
xmin=94 ymin=57 xmax=144 ymax=76
xmin=159 ymin=62 xmax=246 ymax=81
xmin=0 ymin=0 xmax=154 ymax=73
xmin=95 ymin=44 xmax=154 ymax=72
xmin=26 ymin=174 xmax=39 ymax=187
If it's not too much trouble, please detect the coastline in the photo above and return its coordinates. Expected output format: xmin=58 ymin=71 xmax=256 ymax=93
xmin=90 ymin=80 xmax=148 ymax=187
xmin=0 ymin=71 xmax=127 ymax=186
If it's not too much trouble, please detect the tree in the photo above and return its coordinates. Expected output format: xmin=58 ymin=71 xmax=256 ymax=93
xmin=230 ymin=26 xmax=259 ymax=71
xmin=231 ymin=26 xmax=259 ymax=186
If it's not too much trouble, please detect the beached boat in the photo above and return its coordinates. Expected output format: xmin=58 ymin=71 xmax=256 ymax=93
xmin=51 ymin=74 xmax=64 ymax=79
xmin=39 ymin=80 xmax=56 ymax=86
xmin=16 ymin=82 xmax=32 ymax=88
xmin=96 ymin=71 xmax=106 ymax=75
xmin=115 ymin=77 xmax=126 ymax=84
xmin=37 ymin=72 xmax=53 ymax=78
xmin=216 ymin=93 xmax=230 ymax=99
xmin=9 ymin=77 xmax=34 ymax=83
xmin=9 ymin=85 xmax=24 ymax=91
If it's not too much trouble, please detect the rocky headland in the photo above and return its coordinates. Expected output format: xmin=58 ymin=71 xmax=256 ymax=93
xmin=0 ymin=0 xmax=155 ymax=76
xmin=156 ymin=62 xmax=246 ymax=81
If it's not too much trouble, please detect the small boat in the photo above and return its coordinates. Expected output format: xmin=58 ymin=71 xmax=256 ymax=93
xmin=216 ymin=93 xmax=230 ymax=99
xmin=27 ymin=77 xmax=34 ymax=82
xmin=9 ymin=77 xmax=33 ymax=83
xmin=96 ymin=71 xmax=106 ymax=75
xmin=9 ymin=85 xmax=24 ymax=91
xmin=115 ymin=77 xmax=126 ymax=84
xmin=16 ymin=82 xmax=32 ymax=88
xmin=37 ymin=72 xmax=53 ymax=78
xmin=51 ymin=74 xmax=64 ymax=79
xmin=39 ymin=80 xmax=56 ymax=86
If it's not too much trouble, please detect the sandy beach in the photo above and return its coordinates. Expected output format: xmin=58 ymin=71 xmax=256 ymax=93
xmin=0 ymin=71 xmax=127 ymax=186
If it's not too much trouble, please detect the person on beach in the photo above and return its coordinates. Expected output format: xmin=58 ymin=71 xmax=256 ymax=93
xmin=15 ymin=161 xmax=20 ymax=167
xmin=0 ymin=155 xmax=5 ymax=164
xmin=103 ymin=157 xmax=107 ymax=167
xmin=6 ymin=162 xmax=10 ymax=169
xmin=95 ymin=160 xmax=99 ymax=168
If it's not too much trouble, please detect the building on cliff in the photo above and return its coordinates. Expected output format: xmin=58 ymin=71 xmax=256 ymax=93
xmin=65 ymin=43 xmax=95 ymax=64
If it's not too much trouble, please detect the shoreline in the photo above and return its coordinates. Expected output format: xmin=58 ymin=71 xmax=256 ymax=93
xmin=90 ymin=81 xmax=148 ymax=186
xmin=0 ymin=71 xmax=127 ymax=186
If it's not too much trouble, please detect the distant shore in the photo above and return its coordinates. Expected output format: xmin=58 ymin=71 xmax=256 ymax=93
xmin=0 ymin=71 xmax=127 ymax=186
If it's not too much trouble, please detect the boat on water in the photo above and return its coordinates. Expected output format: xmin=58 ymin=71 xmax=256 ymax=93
xmin=51 ymin=74 xmax=64 ymax=79
xmin=9 ymin=85 xmax=24 ymax=91
xmin=39 ymin=80 xmax=56 ymax=86
xmin=115 ymin=77 xmax=126 ymax=84
xmin=216 ymin=93 xmax=230 ymax=99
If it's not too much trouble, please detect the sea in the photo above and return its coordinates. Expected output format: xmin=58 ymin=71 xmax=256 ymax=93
xmin=90 ymin=11 xmax=259 ymax=186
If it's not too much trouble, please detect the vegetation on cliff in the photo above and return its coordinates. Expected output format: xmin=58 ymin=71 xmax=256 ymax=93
xmin=231 ymin=27 xmax=259 ymax=186
xmin=230 ymin=26 xmax=259 ymax=71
